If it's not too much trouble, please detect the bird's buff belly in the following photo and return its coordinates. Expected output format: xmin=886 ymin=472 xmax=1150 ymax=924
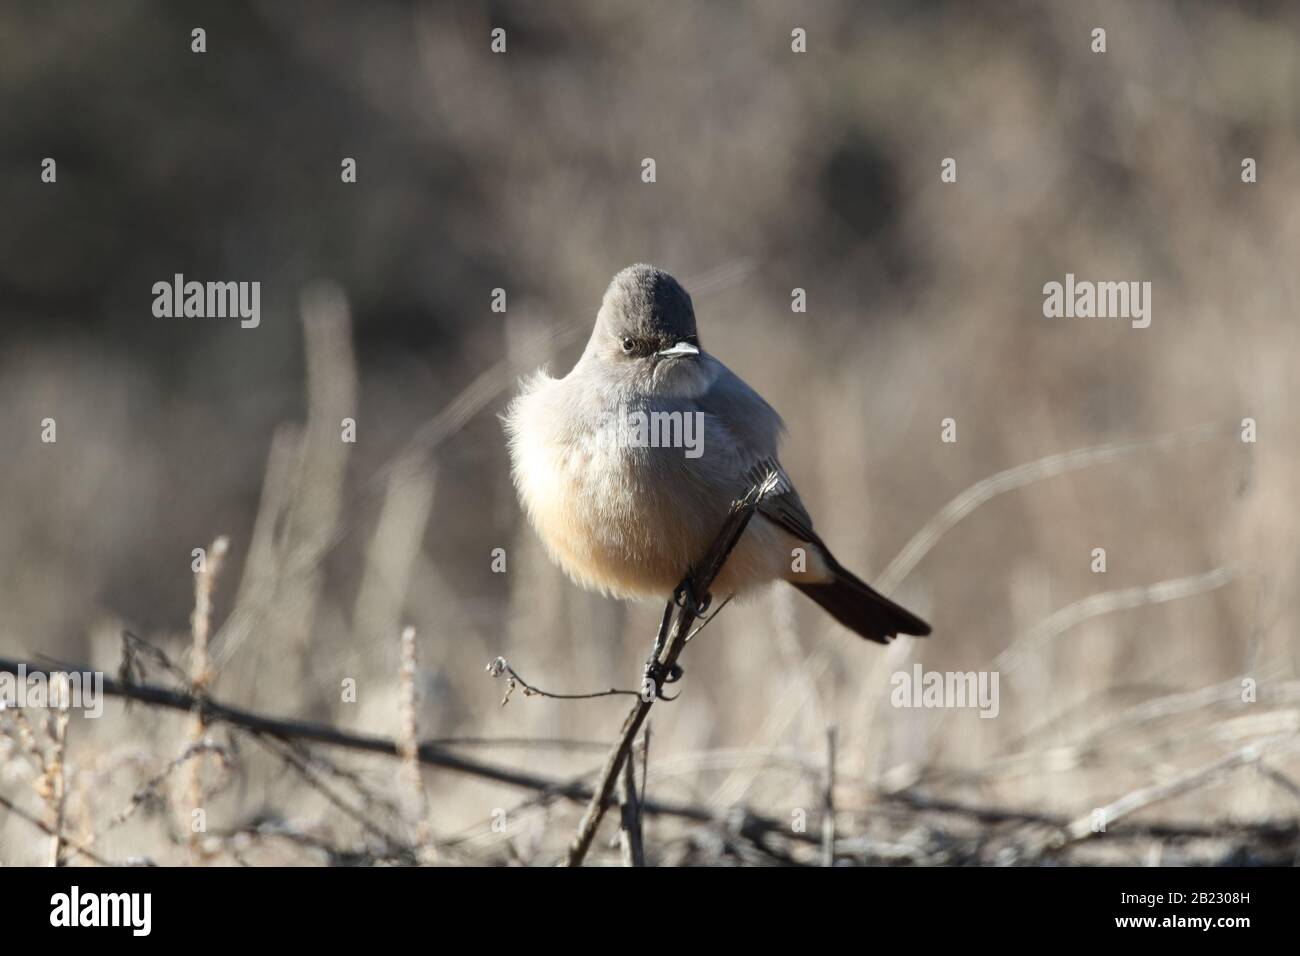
xmin=519 ymin=440 xmax=792 ymax=601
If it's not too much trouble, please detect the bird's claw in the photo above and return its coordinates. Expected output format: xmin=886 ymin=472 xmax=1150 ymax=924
xmin=673 ymin=579 xmax=713 ymax=617
xmin=640 ymin=659 xmax=685 ymax=700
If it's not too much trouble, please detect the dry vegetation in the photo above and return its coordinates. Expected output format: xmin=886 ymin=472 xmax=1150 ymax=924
xmin=1 ymin=1 xmax=1298 ymax=865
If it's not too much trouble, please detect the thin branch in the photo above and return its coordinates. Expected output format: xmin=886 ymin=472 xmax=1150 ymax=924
xmin=105 ymin=742 xmax=230 ymax=832
xmin=248 ymin=731 xmax=408 ymax=829
xmin=995 ymin=565 xmax=1239 ymax=673
xmin=398 ymin=625 xmax=436 ymax=860
xmin=0 ymin=791 xmax=114 ymax=867
xmin=640 ymin=723 xmax=651 ymax=809
xmin=876 ymin=423 xmax=1229 ymax=595
xmin=883 ymin=789 xmax=1299 ymax=841
xmin=424 ymin=736 xmax=610 ymax=752
xmin=246 ymin=731 xmax=414 ymax=860
xmin=684 ymin=593 xmax=735 ymax=642
xmin=482 ymin=593 xmax=740 ymax=706
xmin=618 ymin=753 xmax=645 ymax=867
xmin=1058 ymin=735 xmax=1298 ymax=844
xmin=210 ymin=821 xmax=409 ymax=867
xmin=0 ymin=655 xmax=815 ymax=846
xmin=485 ymin=656 xmax=641 ymax=704
xmin=1257 ymin=761 xmax=1300 ymax=806
xmin=43 ymin=672 xmax=72 ymax=867
xmin=119 ymin=629 xmax=189 ymax=691
xmin=822 ymin=725 xmax=837 ymax=868
xmin=563 ymin=469 xmax=780 ymax=867
xmin=188 ymin=534 xmax=228 ymax=864
xmin=63 ymin=741 xmax=230 ymax=866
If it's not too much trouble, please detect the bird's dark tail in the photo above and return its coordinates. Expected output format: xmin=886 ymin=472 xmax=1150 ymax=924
xmin=794 ymin=560 xmax=931 ymax=645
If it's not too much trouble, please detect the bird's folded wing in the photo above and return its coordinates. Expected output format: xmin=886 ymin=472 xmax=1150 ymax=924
xmin=698 ymin=364 xmax=824 ymax=548
xmin=742 ymin=457 xmax=828 ymax=552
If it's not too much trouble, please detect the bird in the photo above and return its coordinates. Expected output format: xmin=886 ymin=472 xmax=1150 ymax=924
xmin=503 ymin=264 xmax=931 ymax=646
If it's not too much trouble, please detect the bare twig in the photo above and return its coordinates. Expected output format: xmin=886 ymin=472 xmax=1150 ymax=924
xmin=119 ymin=629 xmax=189 ymax=691
xmin=0 ymin=791 xmax=113 ymax=867
xmin=188 ymin=534 xmax=228 ymax=863
xmin=884 ymin=789 xmax=1298 ymax=842
xmin=59 ymin=741 xmax=232 ymax=867
xmin=421 ymin=735 xmax=610 ymax=752
xmin=209 ymin=425 xmax=301 ymax=668
xmin=44 ymin=672 xmax=71 ymax=867
xmin=822 ymin=725 xmax=837 ymax=868
xmin=640 ymin=723 xmax=651 ymax=809
xmin=210 ymin=821 xmax=410 ymax=867
xmin=109 ymin=742 xmax=230 ymax=833
xmin=618 ymin=753 xmax=645 ymax=867
xmin=995 ymin=565 xmax=1240 ymax=673
xmin=0 ymin=655 xmax=813 ymax=846
xmin=398 ymin=625 xmax=436 ymax=861
xmin=485 ymin=656 xmax=641 ymax=704
xmin=684 ymin=593 xmax=735 ymax=642
xmin=876 ymin=422 xmax=1229 ymax=595
xmin=189 ymin=536 xmax=228 ymax=698
xmin=1058 ymin=735 xmax=1298 ymax=844
xmin=563 ymin=469 xmax=779 ymax=867
xmin=1257 ymin=761 xmax=1300 ymax=806
xmin=246 ymin=731 xmax=414 ymax=860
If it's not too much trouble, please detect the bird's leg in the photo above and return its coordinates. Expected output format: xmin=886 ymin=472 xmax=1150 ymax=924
xmin=642 ymin=598 xmax=676 ymax=696
xmin=645 ymin=571 xmax=718 ymax=697
xmin=673 ymin=575 xmax=713 ymax=617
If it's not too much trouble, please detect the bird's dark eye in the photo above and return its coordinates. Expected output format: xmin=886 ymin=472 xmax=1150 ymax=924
xmin=621 ymin=336 xmax=636 ymax=354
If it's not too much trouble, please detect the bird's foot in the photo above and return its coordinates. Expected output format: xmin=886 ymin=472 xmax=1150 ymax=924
xmin=672 ymin=578 xmax=713 ymax=617
xmin=640 ymin=657 xmax=684 ymax=701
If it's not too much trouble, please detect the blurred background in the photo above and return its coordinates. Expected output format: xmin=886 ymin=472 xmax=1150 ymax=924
xmin=1 ymin=0 xmax=1297 ymax=865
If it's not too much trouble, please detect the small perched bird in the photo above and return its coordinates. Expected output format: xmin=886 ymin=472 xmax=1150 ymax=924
xmin=504 ymin=264 xmax=930 ymax=644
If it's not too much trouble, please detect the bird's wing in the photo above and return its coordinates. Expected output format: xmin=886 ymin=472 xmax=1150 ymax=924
xmin=699 ymin=360 xmax=825 ymax=549
xmin=743 ymin=456 xmax=828 ymax=551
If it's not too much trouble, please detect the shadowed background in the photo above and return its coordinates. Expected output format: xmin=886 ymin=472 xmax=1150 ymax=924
xmin=1 ymin=0 xmax=1297 ymax=864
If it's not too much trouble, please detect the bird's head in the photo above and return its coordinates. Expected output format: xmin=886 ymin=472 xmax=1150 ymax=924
xmin=584 ymin=264 xmax=715 ymax=398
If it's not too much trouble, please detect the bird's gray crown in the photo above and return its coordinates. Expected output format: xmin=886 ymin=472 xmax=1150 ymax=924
xmin=595 ymin=264 xmax=697 ymax=343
